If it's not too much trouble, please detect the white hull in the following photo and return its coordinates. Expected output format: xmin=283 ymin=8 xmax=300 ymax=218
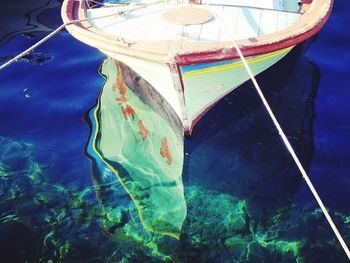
xmin=102 ymin=46 xmax=293 ymax=134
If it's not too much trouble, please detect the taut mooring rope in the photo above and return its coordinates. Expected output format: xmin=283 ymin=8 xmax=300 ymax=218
xmin=0 ymin=0 xmax=165 ymax=71
xmin=0 ymin=16 xmax=103 ymax=71
xmin=231 ymin=40 xmax=350 ymax=260
xmin=0 ymin=23 xmax=67 ymax=71
xmin=0 ymin=10 xmax=127 ymax=71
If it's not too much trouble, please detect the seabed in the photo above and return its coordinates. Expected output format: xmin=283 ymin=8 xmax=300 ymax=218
xmin=0 ymin=44 xmax=349 ymax=262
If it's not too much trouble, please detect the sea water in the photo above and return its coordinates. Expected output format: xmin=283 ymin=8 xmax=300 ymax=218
xmin=0 ymin=0 xmax=349 ymax=262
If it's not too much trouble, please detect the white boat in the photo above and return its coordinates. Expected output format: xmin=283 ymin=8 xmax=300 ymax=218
xmin=61 ymin=0 xmax=333 ymax=135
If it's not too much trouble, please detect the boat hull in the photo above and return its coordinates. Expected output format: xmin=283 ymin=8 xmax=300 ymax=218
xmin=102 ymin=46 xmax=293 ymax=135
xmin=179 ymin=47 xmax=293 ymax=134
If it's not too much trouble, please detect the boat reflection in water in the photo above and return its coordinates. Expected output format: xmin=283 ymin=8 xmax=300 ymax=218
xmin=85 ymin=57 xmax=187 ymax=241
xmin=85 ymin=44 xmax=347 ymax=261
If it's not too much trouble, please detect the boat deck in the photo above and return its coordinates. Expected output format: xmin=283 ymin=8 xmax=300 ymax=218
xmin=87 ymin=1 xmax=301 ymax=43
xmin=62 ymin=0 xmax=332 ymax=64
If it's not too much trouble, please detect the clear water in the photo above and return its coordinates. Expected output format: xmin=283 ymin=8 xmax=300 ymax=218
xmin=0 ymin=0 xmax=349 ymax=262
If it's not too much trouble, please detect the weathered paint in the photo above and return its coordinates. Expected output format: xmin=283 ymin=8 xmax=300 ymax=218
xmin=180 ymin=47 xmax=292 ymax=133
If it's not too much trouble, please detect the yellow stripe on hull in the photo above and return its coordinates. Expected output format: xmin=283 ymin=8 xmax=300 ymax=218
xmin=183 ymin=47 xmax=293 ymax=79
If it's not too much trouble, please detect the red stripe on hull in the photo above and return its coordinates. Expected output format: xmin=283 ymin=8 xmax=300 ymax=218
xmin=175 ymin=1 xmax=333 ymax=66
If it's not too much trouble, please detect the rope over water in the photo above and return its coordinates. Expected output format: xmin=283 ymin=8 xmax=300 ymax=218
xmin=0 ymin=0 xmax=165 ymax=71
xmin=0 ymin=15 xmax=107 ymax=71
xmin=231 ymin=39 xmax=350 ymax=260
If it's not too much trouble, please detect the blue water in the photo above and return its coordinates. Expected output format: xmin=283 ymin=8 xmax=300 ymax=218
xmin=0 ymin=0 xmax=349 ymax=262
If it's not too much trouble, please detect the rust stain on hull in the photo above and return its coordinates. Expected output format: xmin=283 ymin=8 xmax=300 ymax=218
xmin=121 ymin=105 xmax=135 ymax=120
xmin=160 ymin=137 xmax=173 ymax=165
xmin=138 ymin=119 xmax=148 ymax=140
xmin=113 ymin=61 xmax=128 ymax=104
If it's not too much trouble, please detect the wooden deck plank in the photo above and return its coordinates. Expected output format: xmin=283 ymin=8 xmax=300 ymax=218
xmin=162 ymin=23 xmax=184 ymax=41
xmin=234 ymin=8 xmax=262 ymax=40
xmin=218 ymin=6 xmax=240 ymax=41
xmin=182 ymin=23 xmax=202 ymax=42
xmin=199 ymin=5 xmax=224 ymax=42
xmin=88 ymin=7 xmax=128 ymax=32
xmin=276 ymin=11 xmax=287 ymax=31
xmin=285 ymin=12 xmax=301 ymax=28
xmin=92 ymin=6 xmax=151 ymax=40
xmin=259 ymin=9 xmax=278 ymax=36
xmin=89 ymin=3 xmax=301 ymax=42
xmin=118 ymin=8 xmax=152 ymax=40
xmin=139 ymin=4 xmax=182 ymax=40
xmin=141 ymin=12 xmax=170 ymax=41
xmin=201 ymin=0 xmax=278 ymax=9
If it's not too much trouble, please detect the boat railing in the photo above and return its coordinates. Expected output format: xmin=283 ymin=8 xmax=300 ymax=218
xmin=85 ymin=0 xmax=302 ymax=15
xmin=197 ymin=2 xmax=301 ymax=14
xmin=86 ymin=0 xmax=132 ymax=9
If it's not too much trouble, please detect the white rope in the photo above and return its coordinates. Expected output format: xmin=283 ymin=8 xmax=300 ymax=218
xmin=86 ymin=0 xmax=122 ymax=8
xmin=0 ymin=24 xmax=67 ymax=71
xmin=0 ymin=16 xmax=111 ymax=71
xmin=0 ymin=0 xmax=165 ymax=71
xmin=231 ymin=40 xmax=350 ymax=260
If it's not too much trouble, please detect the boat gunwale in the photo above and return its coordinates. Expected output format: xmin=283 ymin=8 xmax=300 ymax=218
xmin=61 ymin=0 xmax=333 ymax=64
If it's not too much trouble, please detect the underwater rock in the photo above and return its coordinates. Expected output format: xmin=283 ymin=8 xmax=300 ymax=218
xmin=75 ymin=208 xmax=98 ymax=225
xmin=245 ymin=241 xmax=272 ymax=262
xmin=0 ymin=137 xmax=44 ymax=206
xmin=35 ymin=183 xmax=70 ymax=209
xmin=181 ymin=185 xmax=250 ymax=259
xmin=103 ymin=207 xmax=130 ymax=233
xmin=223 ymin=237 xmax=250 ymax=260
xmin=0 ymin=138 xmax=34 ymax=178
xmin=174 ymin=184 xmax=350 ymax=262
